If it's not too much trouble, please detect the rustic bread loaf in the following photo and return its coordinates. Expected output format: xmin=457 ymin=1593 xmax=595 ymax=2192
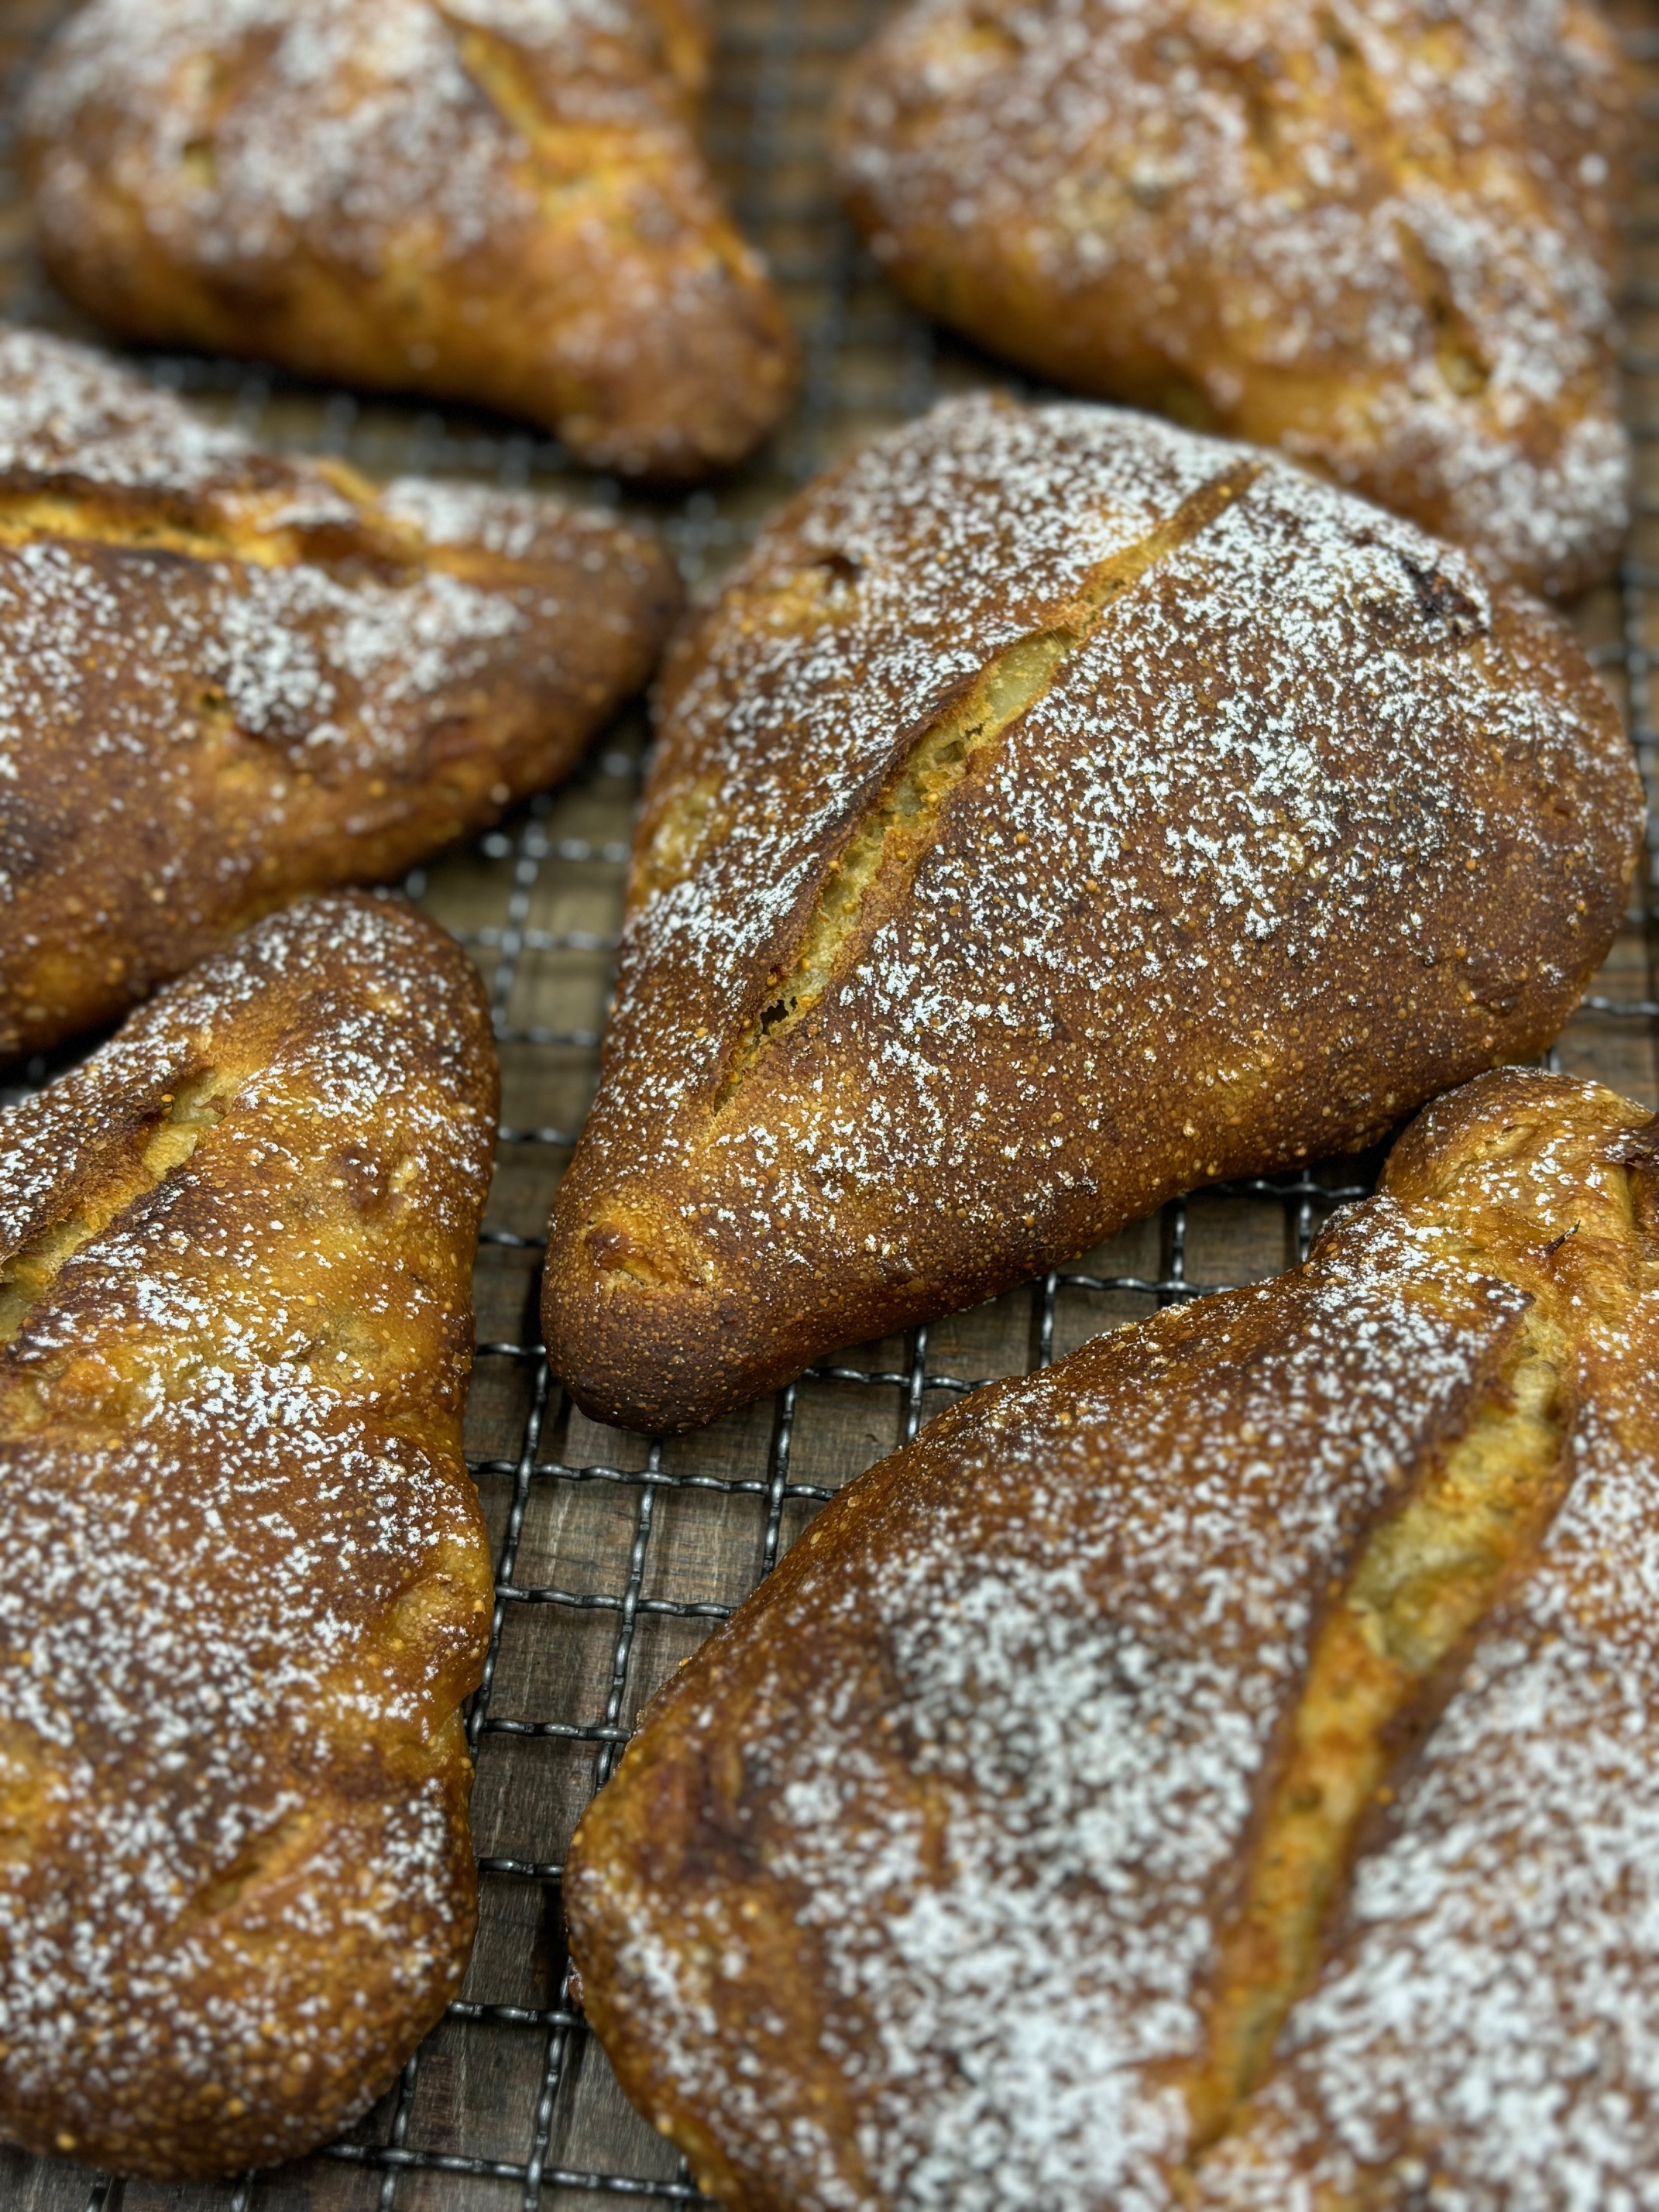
xmin=21 ymin=0 xmax=797 ymax=481
xmin=833 ymin=0 xmax=1633 ymax=597
xmin=565 ymin=1064 xmax=1659 ymax=2210
xmin=541 ymin=395 xmax=1641 ymax=1434
xmin=0 ymin=324 xmax=678 ymax=1060
xmin=0 ymin=891 xmax=497 ymax=2179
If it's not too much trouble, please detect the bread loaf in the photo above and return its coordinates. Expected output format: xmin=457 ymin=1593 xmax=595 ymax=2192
xmin=542 ymin=395 xmax=1641 ymax=1434
xmin=833 ymin=0 xmax=1633 ymax=597
xmin=0 ymin=891 xmax=497 ymax=2179
xmin=0 ymin=325 xmax=678 ymax=1059
xmin=22 ymin=0 xmax=799 ymax=479
xmin=565 ymin=1064 xmax=1659 ymax=2210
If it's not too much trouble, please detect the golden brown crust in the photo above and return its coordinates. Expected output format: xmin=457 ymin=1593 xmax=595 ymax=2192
xmin=0 ymin=324 xmax=680 ymax=1058
xmin=564 ymin=1065 xmax=1659 ymax=2210
xmin=0 ymin=891 xmax=499 ymax=2179
xmin=21 ymin=0 xmax=799 ymax=479
xmin=833 ymin=0 xmax=1633 ymax=597
xmin=541 ymin=395 xmax=1641 ymax=1434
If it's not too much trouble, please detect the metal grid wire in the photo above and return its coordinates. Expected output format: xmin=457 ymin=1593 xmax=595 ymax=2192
xmin=0 ymin=0 xmax=1657 ymax=2205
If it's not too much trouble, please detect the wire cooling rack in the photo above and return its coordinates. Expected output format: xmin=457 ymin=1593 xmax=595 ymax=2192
xmin=0 ymin=0 xmax=1657 ymax=2205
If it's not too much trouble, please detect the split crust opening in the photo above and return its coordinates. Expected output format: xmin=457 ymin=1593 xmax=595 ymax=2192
xmin=708 ymin=458 xmax=1263 ymax=1109
xmin=588 ymin=459 xmax=1265 ymax=1321
xmin=0 ymin=1066 xmax=229 ymax=1355
xmin=0 ymin=472 xmax=418 ymax=576
xmin=441 ymin=13 xmax=646 ymax=228
xmin=1182 ymin=1243 xmax=1581 ymax=2163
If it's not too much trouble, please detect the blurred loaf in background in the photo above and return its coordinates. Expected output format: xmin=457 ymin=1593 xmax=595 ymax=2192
xmin=22 ymin=0 xmax=799 ymax=479
xmin=836 ymin=0 xmax=1634 ymax=596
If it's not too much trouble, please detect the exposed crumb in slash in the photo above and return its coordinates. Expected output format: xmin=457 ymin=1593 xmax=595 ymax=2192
xmin=0 ymin=322 xmax=678 ymax=1058
xmin=0 ymin=325 xmax=563 ymax=794
xmin=716 ymin=455 xmax=1264 ymax=1101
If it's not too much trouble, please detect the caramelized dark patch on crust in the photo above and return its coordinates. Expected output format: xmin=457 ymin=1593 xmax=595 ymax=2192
xmin=0 ymin=325 xmax=679 ymax=1060
xmin=565 ymin=1069 xmax=1659 ymax=2211
xmin=0 ymin=892 xmax=499 ymax=2180
xmin=832 ymin=0 xmax=1632 ymax=597
xmin=21 ymin=0 xmax=798 ymax=479
xmin=544 ymin=397 xmax=1641 ymax=1435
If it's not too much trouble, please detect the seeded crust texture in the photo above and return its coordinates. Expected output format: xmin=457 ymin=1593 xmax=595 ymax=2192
xmin=833 ymin=0 xmax=1632 ymax=598
xmin=565 ymin=1066 xmax=1659 ymax=2210
xmin=20 ymin=0 xmax=799 ymax=480
xmin=0 ymin=892 xmax=499 ymax=2179
xmin=0 ymin=325 xmax=679 ymax=1060
xmin=541 ymin=396 xmax=1641 ymax=1435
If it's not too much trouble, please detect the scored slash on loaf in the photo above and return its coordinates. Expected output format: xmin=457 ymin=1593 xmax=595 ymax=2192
xmin=542 ymin=393 xmax=1642 ymax=1435
xmin=0 ymin=325 xmax=680 ymax=1060
xmin=833 ymin=0 xmax=1633 ymax=598
xmin=0 ymin=893 xmax=499 ymax=2180
xmin=565 ymin=1065 xmax=1659 ymax=2210
xmin=20 ymin=0 xmax=799 ymax=479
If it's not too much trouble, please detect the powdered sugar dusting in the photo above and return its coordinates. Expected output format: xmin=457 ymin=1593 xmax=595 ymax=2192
xmin=0 ymin=324 xmax=256 ymax=496
xmin=572 ymin=1072 xmax=1659 ymax=2208
xmin=572 ymin=1201 xmax=1532 ymax=2207
xmin=381 ymin=474 xmax=640 ymax=572
xmin=556 ymin=395 xmax=1636 ymax=1413
xmin=0 ymin=893 xmax=498 ymax=2172
xmin=20 ymin=0 xmax=798 ymax=478
xmin=0 ymin=531 xmax=524 ymax=800
xmin=1201 ymin=1126 xmax=1659 ymax=2205
xmin=0 ymin=325 xmax=675 ymax=1060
